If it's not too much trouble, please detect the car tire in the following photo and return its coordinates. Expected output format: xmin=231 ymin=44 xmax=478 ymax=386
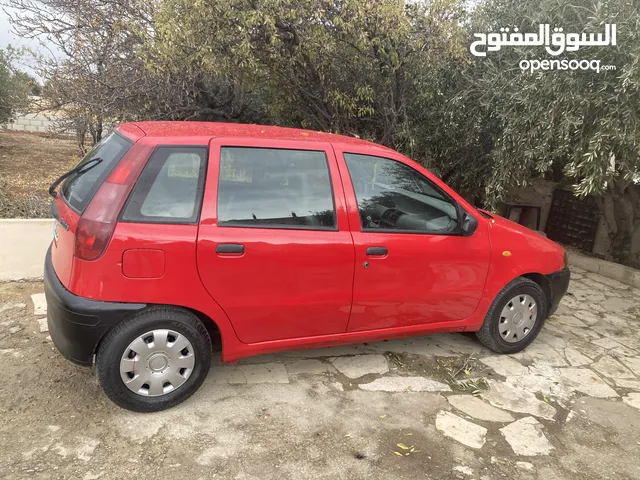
xmin=96 ymin=306 xmax=212 ymax=412
xmin=475 ymin=277 xmax=547 ymax=354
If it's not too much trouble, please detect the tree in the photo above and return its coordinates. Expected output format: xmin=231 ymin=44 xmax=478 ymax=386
xmin=0 ymin=47 xmax=30 ymax=125
xmin=467 ymin=0 xmax=640 ymax=266
xmin=153 ymin=0 xmax=467 ymax=145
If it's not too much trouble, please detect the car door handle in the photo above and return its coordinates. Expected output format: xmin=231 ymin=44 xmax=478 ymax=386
xmin=366 ymin=246 xmax=388 ymax=256
xmin=216 ymin=243 xmax=245 ymax=254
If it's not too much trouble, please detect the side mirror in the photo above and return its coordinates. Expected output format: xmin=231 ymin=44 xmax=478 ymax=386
xmin=461 ymin=212 xmax=478 ymax=237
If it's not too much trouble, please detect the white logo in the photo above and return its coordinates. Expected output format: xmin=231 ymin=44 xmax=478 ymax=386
xmin=470 ymin=24 xmax=616 ymax=57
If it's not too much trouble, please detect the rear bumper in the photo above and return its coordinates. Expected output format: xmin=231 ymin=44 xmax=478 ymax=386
xmin=44 ymin=245 xmax=146 ymax=366
xmin=546 ymin=267 xmax=571 ymax=316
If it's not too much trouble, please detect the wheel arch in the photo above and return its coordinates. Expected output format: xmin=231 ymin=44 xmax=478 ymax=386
xmin=520 ymin=272 xmax=553 ymax=316
xmin=93 ymin=304 xmax=224 ymax=363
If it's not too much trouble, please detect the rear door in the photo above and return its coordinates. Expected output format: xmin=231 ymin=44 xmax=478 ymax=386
xmin=197 ymin=138 xmax=354 ymax=344
xmin=334 ymin=145 xmax=491 ymax=332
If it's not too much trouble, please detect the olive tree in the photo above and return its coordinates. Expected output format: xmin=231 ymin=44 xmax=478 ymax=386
xmin=468 ymin=0 xmax=640 ymax=266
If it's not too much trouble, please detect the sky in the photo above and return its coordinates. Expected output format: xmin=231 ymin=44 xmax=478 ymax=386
xmin=0 ymin=6 xmax=49 ymax=76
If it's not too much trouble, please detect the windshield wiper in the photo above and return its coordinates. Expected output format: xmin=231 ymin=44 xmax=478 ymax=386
xmin=48 ymin=157 xmax=103 ymax=198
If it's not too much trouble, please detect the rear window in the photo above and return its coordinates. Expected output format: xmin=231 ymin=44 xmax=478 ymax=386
xmin=121 ymin=146 xmax=207 ymax=224
xmin=61 ymin=132 xmax=132 ymax=212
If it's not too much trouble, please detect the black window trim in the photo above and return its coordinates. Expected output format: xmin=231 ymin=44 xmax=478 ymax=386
xmin=61 ymin=131 xmax=134 ymax=215
xmin=343 ymin=151 xmax=464 ymax=237
xmin=216 ymin=145 xmax=339 ymax=232
xmin=119 ymin=144 xmax=209 ymax=226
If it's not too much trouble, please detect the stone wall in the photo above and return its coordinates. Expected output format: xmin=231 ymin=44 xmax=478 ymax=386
xmin=3 ymin=112 xmax=60 ymax=134
xmin=505 ymin=178 xmax=611 ymax=256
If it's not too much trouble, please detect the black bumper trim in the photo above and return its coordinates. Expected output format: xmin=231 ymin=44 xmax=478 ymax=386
xmin=546 ymin=267 xmax=571 ymax=316
xmin=44 ymin=245 xmax=147 ymax=366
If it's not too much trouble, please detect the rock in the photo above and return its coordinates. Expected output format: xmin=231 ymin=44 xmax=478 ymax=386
xmin=447 ymin=395 xmax=514 ymax=422
xmin=564 ymin=347 xmax=592 ymax=366
xmin=614 ymin=378 xmax=640 ymax=391
xmin=512 ymin=342 xmax=568 ymax=367
xmin=591 ymin=337 xmax=626 ymax=350
xmin=31 ymin=293 xmax=47 ymax=316
xmin=572 ymin=310 xmax=601 ymax=326
xmin=558 ymin=368 xmax=618 ymax=398
xmin=435 ymin=411 xmax=487 ymax=449
xmin=499 ymin=417 xmax=554 ymax=456
xmin=331 ymin=355 xmax=389 ymax=379
xmin=622 ymin=393 xmax=640 ymax=410
xmin=516 ymin=461 xmax=535 ymax=471
xmin=358 ymin=376 xmax=450 ymax=393
xmin=480 ymin=356 xmax=528 ymax=377
xmin=505 ymin=365 xmax=574 ymax=401
xmin=551 ymin=315 xmax=588 ymax=328
xmin=37 ymin=317 xmax=49 ymax=333
xmin=285 ymin=359 xmax=336 ymax=375
xmin=0 ymin=302 xmax=27 ymax=314
xmin=620 ymin=357 xmax=640 ymax=377
xmin=590 ymin=355 xmax=635 ymax=379
xmin=452 ymin=465 xmax=474 ymax=476
xmin=482 ymin=380 xmax=557 ymax=420
xmin=601 ymin=297 xmax=635 ymax=313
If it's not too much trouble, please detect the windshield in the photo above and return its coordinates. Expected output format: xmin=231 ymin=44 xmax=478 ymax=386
xmin=61 ymin=132 xmax=132 ymax=212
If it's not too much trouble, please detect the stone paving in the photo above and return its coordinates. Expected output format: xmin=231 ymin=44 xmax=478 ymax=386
xmin=1 ymin=266 xmax=640 ymax=479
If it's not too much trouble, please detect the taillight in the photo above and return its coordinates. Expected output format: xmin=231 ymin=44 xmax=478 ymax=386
xmin=74 ymin=144 xmax=152 ymax=261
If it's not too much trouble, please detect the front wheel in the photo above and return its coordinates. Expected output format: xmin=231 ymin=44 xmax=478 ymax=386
xmin=96 ymin=307 xmax=212 ymax=412
xmin=476 ymin=277 xmax=547 ymax=354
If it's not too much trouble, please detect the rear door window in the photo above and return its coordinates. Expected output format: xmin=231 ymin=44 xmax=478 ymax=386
xmin=217 ymin=147 xmax=336 ymax=229
xmin=121 ymin=147 xmax=208 ymax=223
xmin=61 ymin=132 xmax=132 ymax=212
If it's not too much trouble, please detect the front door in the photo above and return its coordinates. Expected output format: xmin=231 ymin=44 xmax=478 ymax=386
xmin=334 ymin=147 xmax=491 ymax=332
xmin=197 ymin=138 xmax=354 ymax=344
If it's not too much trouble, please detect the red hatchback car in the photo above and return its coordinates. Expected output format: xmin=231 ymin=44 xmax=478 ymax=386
xmin=45 ymin=122 xmax=569 ymax=411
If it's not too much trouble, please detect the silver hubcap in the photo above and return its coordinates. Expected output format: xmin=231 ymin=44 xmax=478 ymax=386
xmin=499 ymin=294 xmax=538 ymax=343
xmin=120 ymin=329 xmax=195 ymax=397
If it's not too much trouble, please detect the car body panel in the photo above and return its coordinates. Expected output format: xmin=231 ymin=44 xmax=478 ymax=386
xmin=49 ymin=121 xmax=567 ymax=365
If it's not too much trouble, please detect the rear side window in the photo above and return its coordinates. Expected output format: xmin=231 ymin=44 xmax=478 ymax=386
xmin=218 ymin=147 xmax=336 ymax=229
xmin=61 ymin=132 xmax=132 ymax=212
xmin=121 ymin=146 xmax=207 ymax=223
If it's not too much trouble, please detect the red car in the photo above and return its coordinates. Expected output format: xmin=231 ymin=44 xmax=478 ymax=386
xmin=45 ymin=122 xmax=570 ymax=412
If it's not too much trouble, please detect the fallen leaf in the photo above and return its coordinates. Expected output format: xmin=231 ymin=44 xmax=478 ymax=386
xmin=405 ymin=453 xmax=410 ymax=456
xmin=406 ymin=433 xmax=413 ymax=436
xmin=410 ymin=447 xmax=415 ymax=452
xmin=397 ymin=443 xmax=411 ymax=450
xmin=394 ymin=452 xmax=404 ymax=457
xmin=380 ymin=414 xmax=387 ymax=419
xmin=344 ymin=434 xmax=351 ymax=438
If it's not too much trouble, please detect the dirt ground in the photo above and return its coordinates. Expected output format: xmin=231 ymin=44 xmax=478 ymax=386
xmin=1 ymin=267 xmax=640 ymax=480
xmin=0 ymin=130 xmax=78 ymax=217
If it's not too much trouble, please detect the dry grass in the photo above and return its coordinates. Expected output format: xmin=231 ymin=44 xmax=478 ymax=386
xmin=0 ymin=130 xmax=79 ymax=218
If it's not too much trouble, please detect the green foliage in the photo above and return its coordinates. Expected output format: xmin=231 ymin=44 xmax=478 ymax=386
xmin=0 ymin=47 xmax=31 ymax=125
xmin=468 ymin=0 xmax=640 ymax=205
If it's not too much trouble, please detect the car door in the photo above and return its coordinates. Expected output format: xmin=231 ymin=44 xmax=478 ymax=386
xmin=197 ymin=137 xmax=355 ymax=344
xmin=333 ymin=144 xmax=491 ymax=332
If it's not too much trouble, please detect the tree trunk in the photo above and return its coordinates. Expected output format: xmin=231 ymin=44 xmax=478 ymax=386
xmin=595 ymin=183 xmax=640 ymax=269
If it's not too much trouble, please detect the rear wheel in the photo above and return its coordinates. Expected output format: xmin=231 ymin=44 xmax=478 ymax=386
xmin=476 ymin=277 xmax=547 ymax=354
xmin=96 ymin=307 xmax=212 ymax=412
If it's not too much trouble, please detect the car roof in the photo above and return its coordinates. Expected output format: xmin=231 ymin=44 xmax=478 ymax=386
xmin=120 ymin=121 xmax=395 ymax=153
